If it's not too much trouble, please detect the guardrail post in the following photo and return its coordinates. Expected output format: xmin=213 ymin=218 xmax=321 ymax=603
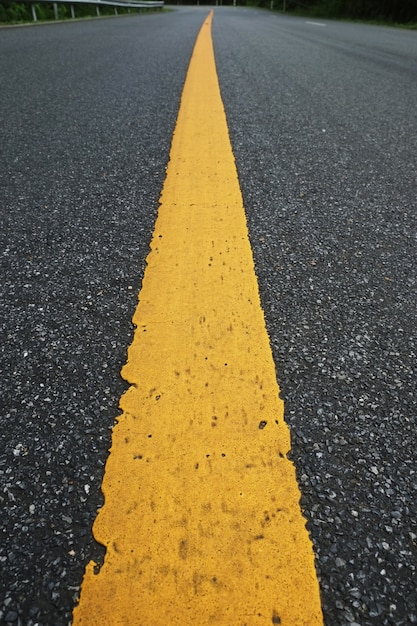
xmin=15 ymin=0 xmax=165 ymax=20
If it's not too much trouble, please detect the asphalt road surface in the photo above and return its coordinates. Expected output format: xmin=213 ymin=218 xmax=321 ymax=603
xmin=1 ymin=7 xmax=416 ymax=625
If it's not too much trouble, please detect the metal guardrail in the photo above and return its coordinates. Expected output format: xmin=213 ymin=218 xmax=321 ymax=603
xmin=12 ymin=0 xmax=164 ymax=22
xmin=32 ymin=0 xmax=164 ymax=6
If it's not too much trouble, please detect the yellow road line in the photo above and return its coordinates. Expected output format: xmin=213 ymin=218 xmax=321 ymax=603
xmin=73 ymin=11 xmax=323 ymax=625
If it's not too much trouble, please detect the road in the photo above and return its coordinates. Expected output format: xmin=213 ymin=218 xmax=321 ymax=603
xmin=1 ymin=7 xmax=416 ymax=625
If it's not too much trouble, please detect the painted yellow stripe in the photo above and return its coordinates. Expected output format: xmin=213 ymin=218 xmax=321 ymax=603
xmin=73 ymin=11 xmax=323 ymax=626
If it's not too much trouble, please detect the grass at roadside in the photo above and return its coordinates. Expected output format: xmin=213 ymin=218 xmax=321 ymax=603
xmin=271 ymin=5 xmax=417 ymax=29
xmin=270 ymin=0 xmax=417 ymax=29
xmin=0 ymin=2 xmax=163 ymax=26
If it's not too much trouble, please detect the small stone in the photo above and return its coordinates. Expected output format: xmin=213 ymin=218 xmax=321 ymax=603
xmin=28 ymin=606 xmax=40 ymax=618
xmin=335 ymin=557 xmax=346 ymax=567
xmin=13 ymin=443 xmax=25 ymax=457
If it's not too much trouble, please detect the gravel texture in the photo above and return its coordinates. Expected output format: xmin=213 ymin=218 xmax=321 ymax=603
xmin=1 ymin=7 xmax=416 ymax=626
xmin=214 ymin=9 xmax=417 ymax=626
xmin=0 ymin=10 xmax=205 ymax=625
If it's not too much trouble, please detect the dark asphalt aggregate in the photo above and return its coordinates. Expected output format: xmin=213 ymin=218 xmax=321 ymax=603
xmin=0 ymin=10 xmax=205 ymax=624
xmin=1 ymin=7 xmax=416 ymax=626
xmin=214 ymin=10 xmax=417 ymax=626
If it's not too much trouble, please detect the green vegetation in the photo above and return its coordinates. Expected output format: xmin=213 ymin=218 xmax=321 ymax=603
xmin=0 ymin=1 xmax=161 ymax=24
xmin=0 ymin=1 xmax=32 ymax=22
xmin=272 ymin=0 xmax=417 ymax=26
